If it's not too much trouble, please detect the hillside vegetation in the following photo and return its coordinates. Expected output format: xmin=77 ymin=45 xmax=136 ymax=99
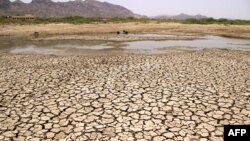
xmin=0 ymin=16 xmax=250 ymax=25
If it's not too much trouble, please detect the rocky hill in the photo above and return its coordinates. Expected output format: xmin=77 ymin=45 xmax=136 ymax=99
xmin=153 ymin=13 xmax=208 ymax=20
xmin=0 ymin=0 xmax=137 ymax=18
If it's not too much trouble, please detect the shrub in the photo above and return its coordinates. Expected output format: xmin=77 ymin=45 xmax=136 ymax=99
xmin=0 ymin=16 xmax=249 ymax=25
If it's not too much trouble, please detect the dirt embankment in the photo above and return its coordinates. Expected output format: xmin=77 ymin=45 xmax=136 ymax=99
xmin=1 ymin=23 xmax=250 ymax=39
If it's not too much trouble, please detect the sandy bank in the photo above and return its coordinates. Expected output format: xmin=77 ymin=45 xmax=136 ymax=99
xmin=1 ymin=23 xmax=250 ymax=39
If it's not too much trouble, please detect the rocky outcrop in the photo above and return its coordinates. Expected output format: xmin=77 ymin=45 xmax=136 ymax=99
xmin=0 ymin=0 xmax=136 ymax=18
xmin=0 ymin=0 xmax=10 ymax=10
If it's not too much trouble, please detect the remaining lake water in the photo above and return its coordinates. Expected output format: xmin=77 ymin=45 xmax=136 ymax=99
xmin=0 ymin=34 xmax=250 ymax=55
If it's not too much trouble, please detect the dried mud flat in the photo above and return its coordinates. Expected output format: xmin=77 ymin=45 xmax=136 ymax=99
xmin=0 ymin=49 xmax=250 ymax=141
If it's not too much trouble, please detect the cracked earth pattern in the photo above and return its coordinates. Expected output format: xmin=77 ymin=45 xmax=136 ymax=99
xmin=0 ymin=50 xmax=250 ymax=141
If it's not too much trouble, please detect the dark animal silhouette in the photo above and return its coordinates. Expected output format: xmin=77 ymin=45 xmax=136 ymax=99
xmin=117 ymin=30 xmax=129 ymax=35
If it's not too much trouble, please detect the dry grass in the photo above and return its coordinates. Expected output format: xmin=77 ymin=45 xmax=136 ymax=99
xmin=1 ymin=23 xmax=250 ymax=38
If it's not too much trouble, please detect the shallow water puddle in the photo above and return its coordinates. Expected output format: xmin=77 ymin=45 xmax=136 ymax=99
xmin=9 ymin=46 xmax=63 ymax=55
xmin=0 ymin=35 xmax=250 ymax=55
xmin=124 ymin=36 xmax=250 ymax=50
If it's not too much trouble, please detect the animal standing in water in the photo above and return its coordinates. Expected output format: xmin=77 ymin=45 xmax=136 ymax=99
xmin=117 ymin=30 xmax=129 ymax=35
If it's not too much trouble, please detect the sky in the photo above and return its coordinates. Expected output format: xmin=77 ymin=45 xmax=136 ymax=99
xmin=12 ymin=0 xmax=250 ymax=20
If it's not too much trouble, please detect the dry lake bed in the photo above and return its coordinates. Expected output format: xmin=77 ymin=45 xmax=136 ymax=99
xmin=0 ymin=33 xmax=250 ymax=141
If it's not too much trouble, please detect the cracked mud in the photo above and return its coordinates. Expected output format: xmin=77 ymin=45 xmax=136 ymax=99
xmin=0 ymin=50 xmax=249 ymax=141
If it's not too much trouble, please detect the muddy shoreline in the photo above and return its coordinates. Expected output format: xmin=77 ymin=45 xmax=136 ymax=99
xmin=31 ymin=34 xmax=200 ymax=42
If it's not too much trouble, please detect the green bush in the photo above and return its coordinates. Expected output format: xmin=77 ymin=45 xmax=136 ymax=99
xmin=181 ymin=18 xmax=250 ymax=25
xmin=0 ymin=16 xmax=249 ymax=25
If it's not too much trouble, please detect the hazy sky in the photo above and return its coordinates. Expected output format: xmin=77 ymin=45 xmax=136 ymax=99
xmin=13 ymin=0 xmax=250 ymax=19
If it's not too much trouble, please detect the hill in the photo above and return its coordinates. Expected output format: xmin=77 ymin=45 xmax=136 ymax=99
xmin=0 ymin=0 xmax=137 ymax=18
xmin=153 ymin=13 xmax=208 ymax=20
